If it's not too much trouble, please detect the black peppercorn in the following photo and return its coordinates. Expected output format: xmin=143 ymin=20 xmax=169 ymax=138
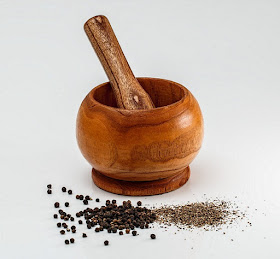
xmin=64 ymin=217 xmax=69 ymax=221
xmin=82 ymin=233 xmax=87 ymax=238
xmin=65 ymin=239 xmax=69 ymax=245
xmin=47 ymin=189 xmax=52 ymax=194
xmin=83 ymin=200 xmax=88 ymax=205
xmin=67 ymin=228 xmax=70 ymax=232
xmin=96 ymin=198 xmax=100 ymax=202
xmin=71 ymin=226 xmax=76 ymax=230
xmin=85 ymin=195 xmax=91 ymax=200
xmin=125 ymin=229 xmax=130 ymax=234
xmin=76 ymin=212 xmax=80 ymax=217
xmin=150 ymin=234 xmax=156 ymax=239
xmin=119 ymin=231 xmax=123 ymax=235
xmin=104 ymin=240 xmax=109 ymax=246
xmin=137 ymin=201 xmax=142 ymax=206
xmin=78 ymin=220 xmax=83 ymax=224
xmin=76 ymin=195 xmax=80 ymax=199
xmin=68 ymin=190 xmax=72 ymax=195
xmin=60 ymin=215 xmax=64 ymax=219
xmin=62 ymin=187 xmax=66 ymax=192
xmin=79 ymin=195 xmax=84 ymax=200
xmin=112 ymin=228 xmax=117 ymax=233
xmin=132 ymin=230 xmax=137 ymax=236
xmin=53 ymin=214 xmax=58 ymax=219
xmin=60 ymin=230 xmax=65 ymax=235
xmin=107 ymin=228 xmax=112 ymax=233
xmin=54 ymin=202 xmax=59 ymax=208
xmin=47 ymin=184 xmax=52 ymax=189
xmin=70 ymin=217 xmax=74 ymax=221
xmin=95 ymin=227 xmax=100 ymax=232
xmin=112 ymin=199 xmax=116 ymax=204
xmin=57 ymin=223 xmax=61 ymax=228
xmin=87 ymin=224 xmax=92 ymax=229
xmin=72 ymin=229 xmax=76 ymax=233
xmin=65 ymin=202 xmax=69 ymax=207
xmin=70 ymin=238 xmax=75 ymax=243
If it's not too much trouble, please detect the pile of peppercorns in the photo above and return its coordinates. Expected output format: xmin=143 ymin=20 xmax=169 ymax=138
xmin=47 ymin=184 xmax=157 ymax=246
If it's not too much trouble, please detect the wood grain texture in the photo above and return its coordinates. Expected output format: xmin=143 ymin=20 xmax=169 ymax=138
xmin=84 ymin=15 xmax=154 ymax=110
xmin=76 ymin=77 xmax=204 ymax=182
xmin=92 ymin=166 xmax=190 ymax=196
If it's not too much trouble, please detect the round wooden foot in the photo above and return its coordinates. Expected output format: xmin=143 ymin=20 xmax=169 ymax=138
xmin=91 ymin=167 xmax=190 ymax=196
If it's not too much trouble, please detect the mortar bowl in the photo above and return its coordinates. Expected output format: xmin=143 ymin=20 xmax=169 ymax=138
xmin=76 ymin=77 xmax=203 ymax=195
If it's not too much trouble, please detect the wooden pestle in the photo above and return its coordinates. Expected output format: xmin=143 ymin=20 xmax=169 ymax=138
xmin=84 ymin=15 xmax=155 ymax=110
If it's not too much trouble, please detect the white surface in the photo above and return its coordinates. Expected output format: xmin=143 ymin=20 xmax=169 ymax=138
xmin=0 ymin=0 xmax=280 ymax=258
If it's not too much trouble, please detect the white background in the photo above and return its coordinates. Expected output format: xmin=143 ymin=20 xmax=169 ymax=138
xmin=1 ymin=0 xmax=280 ymax=258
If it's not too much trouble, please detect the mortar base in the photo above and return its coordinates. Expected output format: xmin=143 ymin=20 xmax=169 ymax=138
xmin=91 ymin=166 xmax=190 ymax=196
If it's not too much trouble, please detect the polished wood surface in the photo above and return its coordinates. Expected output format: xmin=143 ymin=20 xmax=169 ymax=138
xmin=92 ymin=166 xmax=191 ymax=196
xmin=84 ymin=15 xmax=154 ymax=110
xmin=77 ymin=77 xmax=204 ymax=183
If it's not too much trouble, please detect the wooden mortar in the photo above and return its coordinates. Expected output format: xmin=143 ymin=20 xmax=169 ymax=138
xmin=77 ymin=16 xmax=204 ymax=195
xmin=77 ymin=77 xmax=203 ymax=195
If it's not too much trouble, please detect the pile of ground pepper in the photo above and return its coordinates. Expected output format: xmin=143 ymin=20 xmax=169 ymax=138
xmin=153 ymin=199 xmax=246 ymax=231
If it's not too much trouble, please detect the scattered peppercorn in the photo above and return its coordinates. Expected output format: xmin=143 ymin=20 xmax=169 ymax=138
xmin=65 ymin=239 xmax=69 ymax=245
xmin=119 ymin=231 xmax=123 ymax=235
xmin=60 ymin=230 xmax=65 ymax=235
xmin=67 ymin=229 xmax=70 ymax=232
xmin=95 ymin=227 xmax=100 ymax=232
xmin=78 ymin=220 xmax=83 ymax=224
xmin=82 ymin=233 xmax=87 ymax=238
xmin=57 ymin=223 xmax=61 ymax=228
xmin=47 ymin=184 xmax=52 ymax=189
xmin=112 ymin=199 xmax=116 ymax=204
xmin=96 ymin=198 xmax=100 ymax=202
xmin=83 ymin=200 xmax=88 ymax=205
xmin=54 ymin=202 xmax=59 ymax=208
xmin=150 ymin=234 xmax=156 ymax=239
xmin=68 ymin=190 xmax=72 ymax=195
xmin=62 ymin=187 xmax=66 ymax=192
xmin=70 ymin=238 xmax=75 ymax=243
xmin=132 ymin=230 xmax=137 ymax=236
xmin=79 ymin=195 xmax=84 ymax=200
xmin=47 ymin=189 xmax=52 ymax=194
xmin=125 ymin=229 xmax=130 ymax=234
xmin=104 ymin=240 xmax=109 ymax=246
xmin=85 ymin=195 xmax=91 ymax=200
xmin=137 ymin=201 xmax=142 ymax=206
xmin=76 ymin=195 xmax=80 ymax=199
xmin=87 ymin=224 xmax=91 ymax=229
xmin=53 ymin=214 xmax=58 ymax=219
xmin=72 ymin=229 xmax=76 ymax=233
xmin=65 ymin=202 xmax=69 ymax=207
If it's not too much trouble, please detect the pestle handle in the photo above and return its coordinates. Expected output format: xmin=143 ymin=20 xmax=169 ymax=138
xmin=84 ymin=15 xmax=155 ymax=110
